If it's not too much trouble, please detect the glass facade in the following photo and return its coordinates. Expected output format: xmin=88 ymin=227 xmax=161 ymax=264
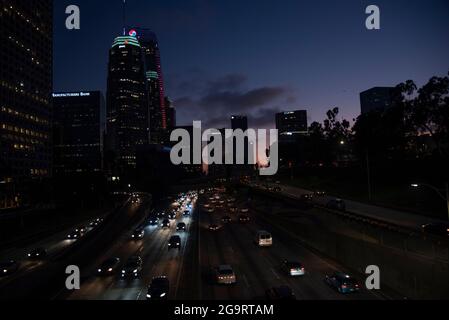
xmin=106 ymin=36 xmax=149 ymax=171
xmin=0 ymin=0 xmax=53 ymax=208
xmin=53 ymin=91 xmax=105 ymax=175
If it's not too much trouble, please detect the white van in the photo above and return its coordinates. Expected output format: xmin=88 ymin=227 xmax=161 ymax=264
xmin=255 ymin=231 xmax=273 ymax=247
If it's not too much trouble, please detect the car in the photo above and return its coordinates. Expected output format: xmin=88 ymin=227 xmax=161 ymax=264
xmin=97 ymin=258 xmax=121 ymax=276
xmin=161 ymin=219 xmax=171 ymax=229
xmin=265 ymin=286 xmax=296 ymax=300
xmin=168 ymin=235 xmax=182 ymax=250
xmin=215 ymin=265 xmax=237 ymax=285
xmin=149 ymin=217 xmax=159 ymax=226
xmin=157 ymin=212 xmax=166 ymax=219
xmin=147 ymin=277 xmax=170 ymax=300
xmin=239 ymin=215 xmax=250 ymax=224
xmin=209 ymin=224 xmax=221 ymax=232
xmin=176 ymin=222 xmax=187 ymax=232
xmin=0 ymin=260 xmax=20 ymax=277
xmin=74 ymin=225 xmax=87 ymax=233
xmin=421 ymin=223 xmax=449 ymax=237
xmin=183 ymin=210 xmax=191 ymax=216
xmin=281 ymin=260 xmax=305 ymax=277
xmin=27 ymin=248 xmax=47 ymax=260
xmin=67 ymin=230 xmax=83 ymax=240
xmin=131 ymin=197 xmax=140 ymax=204
xmin=131 ymin=228 xmax=145 ymax=240
xmin=90 ymin=218 xmax=103 ymax=227
xmin=121 ymin=256 xmax=142 ymax=278
xmin=300 ymin=194 xmax=314 ymax=202
xmin=326 ymin=199 xmax=346 ymax=212
xmin=255 ymin=231 xmax=273 ymax=247
xmin=222 ymin=216 xmax=232 ymax=224
xmin=314 ymin=191 xmax=327 ymax=197
xmin=168 ymin=212 xmax=177 ymax=220
xmin=325 ymin=272 xmax=360 ymax=294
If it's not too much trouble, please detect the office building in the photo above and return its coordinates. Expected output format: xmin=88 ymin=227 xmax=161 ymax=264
xmin=360 ymin=87 xmax=395 ymax=114
xmin=106 ymin=35 xmax=149 ymax=171
xmin=0 ymin=0 xmax=53 ymax=208
xmin=125 ymin=27 xmax=167 ymax=144
xmin=276 ymin=110 xmax=308 ymax=135
xmin=53 ymin=91 xmax=105 ymax=175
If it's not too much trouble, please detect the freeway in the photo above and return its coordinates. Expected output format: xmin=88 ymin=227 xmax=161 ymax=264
xmin=0 ymin=193 xmax=151 ymax=300
xmin=0 ymin=215 xmax=105 ymax=288
xmin=64 ymin=193 xmax=197 ymax=300
xmin=195 ymin=193 xmax=388 ymax=300
xmin=60 ymin=188 xmax=393 ymax=300
xmin=0 ymin=187 xmax=401 ymax=300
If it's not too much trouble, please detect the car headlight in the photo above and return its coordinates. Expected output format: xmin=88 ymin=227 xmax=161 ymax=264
xmin=133 ymin=269 xmax=138 ymax=273
xmin=146 ymin=294 xmax=151 ymax=298
xmin=28 ymin=254 xmax=31 ymax=257
xmin=122 ymin=270 xmax=126 ymax=274
xmin=108 ymin=268 xmax=113 ymax=272
xmin=160 ymin=293 xmax=166 ymax=298
xmin=98 ymin=269 xmax=102 ymax=273
xmin=3 ymin=269 xmax=7 ymax=273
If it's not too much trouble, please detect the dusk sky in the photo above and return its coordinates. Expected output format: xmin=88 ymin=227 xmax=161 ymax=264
xmin=54 ymin=0 xmax=449 ymax=129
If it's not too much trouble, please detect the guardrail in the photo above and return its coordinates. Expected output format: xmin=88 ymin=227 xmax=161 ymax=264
xmin=245 ymin=184 xmax=448 ymax=244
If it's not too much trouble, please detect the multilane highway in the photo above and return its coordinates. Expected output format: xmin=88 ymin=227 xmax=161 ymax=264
xmin=58 ymin=189 xmax=392 ymax=300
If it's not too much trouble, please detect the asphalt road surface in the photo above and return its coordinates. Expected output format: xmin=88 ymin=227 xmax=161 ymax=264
xmin=59 ymin=190 xmax=392 ymax=300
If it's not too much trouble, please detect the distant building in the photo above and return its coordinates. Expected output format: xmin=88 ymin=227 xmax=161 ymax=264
xmin=230 ymin=116 xmax=253 ymax=177
xmin=276 ymin=110 xmax=308 ymax=135
xmin=360 ymin=87 xmax=395 ymax=114
xmin=53 ymin=91 xmax=105 ymax=175
xmin=276 ymin=110 xmax=309 ymax=169
xmin=106 ymin=35 xmax=149 ymax=171
xmin=174 ymin=126 xmax=203 ymax=178
xmin=165 ymin=97 xmax=176 ymax=130
xmin=231 ymin=115 xmax=248 ymax=131
xmin=0 ymin=0 xmax=53 ymax=209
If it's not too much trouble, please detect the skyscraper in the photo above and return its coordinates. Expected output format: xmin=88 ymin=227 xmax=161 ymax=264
xmin=360 ymin=87 xmax=395 ymax=114
xmin=125 ymin=27 xmax=167 ymax=144
xmin=53 ymin=91 xmax=105 ymax=175
xmin=231 ymin=115 xmax=248 ymax=131
xmin=165 ymin=97 xmax=176 ymax=130
xmin=230 ymin=115 xmax=252 ymax=177
xmin=0 ymin=0 xmax=53 ymax=208
xmin=106 ymin=35 xmax=149 ymax=172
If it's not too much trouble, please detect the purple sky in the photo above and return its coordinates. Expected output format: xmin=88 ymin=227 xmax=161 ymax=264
xmin=54 ymin=0 xmax=449 ymax=129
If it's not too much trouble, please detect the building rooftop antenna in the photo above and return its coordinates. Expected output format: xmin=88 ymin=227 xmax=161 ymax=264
xmin=122 ymin=0 xmax=127 ymax=36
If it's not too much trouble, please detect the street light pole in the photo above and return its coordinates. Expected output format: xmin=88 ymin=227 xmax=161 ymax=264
xmin=446 ymin=182 xmax=449 ymax=221
xmin=366 ymin=149 xmax=372 ymax=202
xmin=411 ymin=182 xmax=449 ymax=221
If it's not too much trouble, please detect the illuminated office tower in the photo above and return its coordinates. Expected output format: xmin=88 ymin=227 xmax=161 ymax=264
xmin=106 ymin=35 xmax=149 ymax=171
xmin=125 ymin=27 xmax=167 ymax=144
xmin=0 ymin=0 xmax=53 ymax=208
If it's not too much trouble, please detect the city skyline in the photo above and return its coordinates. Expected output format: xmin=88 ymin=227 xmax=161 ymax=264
xmin=53 ymin=0 xmax=449 ymax=128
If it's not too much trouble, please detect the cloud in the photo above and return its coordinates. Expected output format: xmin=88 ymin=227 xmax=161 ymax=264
xmin=171 ymin=73 xmax=295 ymax=128
xmin=206 ymin=74 xmax=248 ymax=93
xmin=199 ymin=87 xmax=286 ymax=111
